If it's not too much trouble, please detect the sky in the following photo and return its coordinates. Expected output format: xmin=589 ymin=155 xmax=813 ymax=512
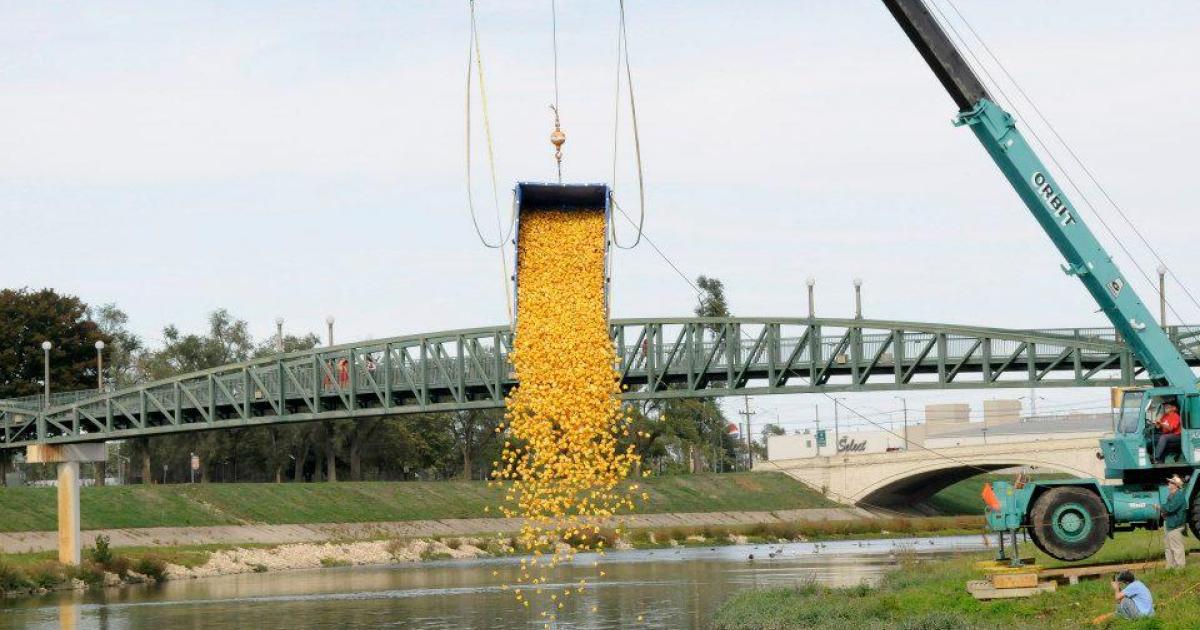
xmin=3 ymin=1 xmax=1199 ymax=431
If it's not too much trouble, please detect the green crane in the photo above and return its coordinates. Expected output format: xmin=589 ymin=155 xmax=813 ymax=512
xmin=882 ymin=0 xmax=1199 ymax=561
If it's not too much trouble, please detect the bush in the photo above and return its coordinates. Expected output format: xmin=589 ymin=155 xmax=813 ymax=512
xmin=0 ymin=561 xmax=31 ymax=593
xmin=250 ymin=563 xmax=268 ymax=573
xmin=444 ymin=538 xmax=462 ymax=550
xmin=320 ymin=557 xmax=349 ymax=568
xmin=89 ymin=534 xmax=115 ymax=566
xmin=25 ymin=561 xmax=65 ymax=589
xmin=68 ymin=562 xmax=105 ymax=586
xmin=133 ymin=556 xmax=167 ymax=582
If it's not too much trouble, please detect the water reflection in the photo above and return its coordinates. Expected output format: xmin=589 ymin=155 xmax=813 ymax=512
xmin=0 ymin=535 xmax=988 ymax=630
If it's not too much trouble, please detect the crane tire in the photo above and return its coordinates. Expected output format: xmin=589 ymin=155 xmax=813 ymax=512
xmin=1027 ymin=486 xmax=1108 ymax=562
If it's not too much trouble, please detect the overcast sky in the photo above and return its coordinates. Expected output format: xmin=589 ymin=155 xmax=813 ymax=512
xmin=4 ymin=1 xmax=1198 ymax=430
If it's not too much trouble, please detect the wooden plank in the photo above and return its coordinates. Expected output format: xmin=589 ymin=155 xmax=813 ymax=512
xmin=991 ymin=573 xmax=1039 ymax=589
xmin=967 ymin=579 xmax=1056 ymax=601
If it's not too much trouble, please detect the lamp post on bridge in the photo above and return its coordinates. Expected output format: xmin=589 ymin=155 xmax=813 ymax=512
xmin=95 ymin=340 xmax=105 ymax=391
xmin=275 ymin=317 xmax=285 ymax=353
xmin=41 ymin=341 xmax=52 ymax=409
xmin=326 ymin=315 xmax=335 ymax=346
xmin=853 ymin=278 xmax=863 ymax=319
xmin=806 ymin=277 xmax=816 ymax=318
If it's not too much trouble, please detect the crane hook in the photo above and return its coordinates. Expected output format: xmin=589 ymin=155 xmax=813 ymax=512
xmin=549 ymin=104 xmax=565 ymax=183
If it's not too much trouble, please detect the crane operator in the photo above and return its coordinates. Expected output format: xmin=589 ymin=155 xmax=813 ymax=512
xmin=1152 ymin=401 xmax=1182 ymax=464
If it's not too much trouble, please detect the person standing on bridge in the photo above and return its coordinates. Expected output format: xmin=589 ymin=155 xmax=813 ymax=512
xmin=1160 ymin=474 xmax=1187 ymax=569
xmin=1152 ymin=401 xmax=1182 ymax=464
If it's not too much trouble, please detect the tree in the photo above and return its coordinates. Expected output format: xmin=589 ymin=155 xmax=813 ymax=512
xmin=88 ymin=303 xmax=143 ymax=390
xmin=694 ymin=275 xmax=730 ymax=332
xmin=137 ymin=309 xmax=257 ymax=483
xmin=0 ymin=288 xmax=111 ymax=399
xmin=449 ymin=409 xmax=503 ymax=480
xmin=252 ymin=333 xmax=321 ymax=482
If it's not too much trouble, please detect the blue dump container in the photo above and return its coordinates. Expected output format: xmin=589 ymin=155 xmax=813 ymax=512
xmin=511 ymin=182 xmax=612 ymax=319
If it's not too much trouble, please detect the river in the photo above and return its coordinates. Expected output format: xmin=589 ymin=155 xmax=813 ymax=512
xmin=0 ymin=535 xmax=991 ymax=629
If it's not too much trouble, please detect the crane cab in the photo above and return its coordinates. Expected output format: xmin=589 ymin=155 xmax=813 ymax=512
xmin=1101 ymin=387 xmax=1199 ymax=478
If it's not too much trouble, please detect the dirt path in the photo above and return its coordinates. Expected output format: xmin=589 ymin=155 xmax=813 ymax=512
xmin=0 ymin=507 xmax=875 ymax=554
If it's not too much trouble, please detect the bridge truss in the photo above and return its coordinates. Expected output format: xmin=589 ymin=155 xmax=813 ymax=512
xmin=3 ymin=318 xmax=1198 ymax=448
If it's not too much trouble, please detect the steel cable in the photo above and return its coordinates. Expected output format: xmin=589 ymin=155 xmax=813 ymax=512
xmin=610 ymin=0 xmax=646 ymax=250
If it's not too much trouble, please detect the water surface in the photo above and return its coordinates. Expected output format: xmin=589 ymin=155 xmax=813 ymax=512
xmin=0 ymin=535 xmax=990 ymax=629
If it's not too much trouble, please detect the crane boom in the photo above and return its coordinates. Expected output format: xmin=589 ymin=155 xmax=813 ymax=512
xmin=882 ymin=0 xmax=1196 ymax=390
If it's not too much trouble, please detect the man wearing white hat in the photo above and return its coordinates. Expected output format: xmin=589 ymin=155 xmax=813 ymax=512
xmin=1159 ymin=475 xmax=1187 ymax=568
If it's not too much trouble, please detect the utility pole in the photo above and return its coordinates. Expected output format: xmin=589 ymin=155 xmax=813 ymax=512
xmin=813 ymin=403 xmax=821 ymax=455
xmin=806 ymin=277 xmax=816 ymax=318
xmin=833 ymin=398 xmax=843 ymax=453
xmin=1158 ymin=265 xmax=1168 ymax=327
xmin=737 ymin=396 xmax=756 ymax=469
xmin=894 ymin=395 xmax=908 ymax=450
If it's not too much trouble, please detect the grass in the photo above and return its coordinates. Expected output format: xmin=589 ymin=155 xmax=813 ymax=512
xmin=925 ymin=474 xmax=1074 ymax=515
xmin=0 ymin=472 xmax=832 ymax=532
xmin=713 ymin=530 xmax=1200 ymax=629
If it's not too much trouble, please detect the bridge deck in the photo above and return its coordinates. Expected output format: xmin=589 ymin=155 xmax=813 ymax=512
xmin=2 ymin=318 xmax=1197 ymax=447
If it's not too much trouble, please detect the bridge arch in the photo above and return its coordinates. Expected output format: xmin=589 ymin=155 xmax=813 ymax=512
xmin=855 ymin=457 xmax=1096 ymax=513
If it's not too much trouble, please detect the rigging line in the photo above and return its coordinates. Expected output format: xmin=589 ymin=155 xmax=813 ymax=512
xmin=926 ymin=1 xmax=1185 ymax=326
xmin=465 ymin=1 xmax=516 ymax=251
xmin=620 ymin=192 xmax=1071 ymax=476
xmin=613 ymin=200 xmax=701 ymax=297
xmin=610 ymin=0 xmax=646 ymax=250
xmin=465 ymin=0 xmax=515 ymax=324
xmin=929 ymin=0 xmax=1188 ymax=326
xmin=943 ymin=0 xmax=1200 ymax=321
xmin=551 ymin=0 xmax=560 ymax=113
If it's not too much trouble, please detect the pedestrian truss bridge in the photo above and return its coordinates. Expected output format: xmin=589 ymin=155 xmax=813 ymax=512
xmin=2 ymin=317 xmax=1198 ymax=448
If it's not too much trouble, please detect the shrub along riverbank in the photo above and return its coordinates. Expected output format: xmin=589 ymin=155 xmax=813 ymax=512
xmin=713 ymin=530 xmax=1200 ymax=629
xmin=0 ymin=472 xmax=830 ymax=531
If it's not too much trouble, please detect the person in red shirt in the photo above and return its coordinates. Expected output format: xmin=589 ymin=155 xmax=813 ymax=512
xmin=1152 ymin=401 xmax=1183 ymax=464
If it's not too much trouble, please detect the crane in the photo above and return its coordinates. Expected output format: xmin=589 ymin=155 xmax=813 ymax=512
xmin=882 ymin=0 xmax=1199 ymax=561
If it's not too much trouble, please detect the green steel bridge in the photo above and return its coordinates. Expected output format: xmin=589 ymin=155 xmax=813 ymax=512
xmin=3 ymin=317 xmax=1199 ymax=449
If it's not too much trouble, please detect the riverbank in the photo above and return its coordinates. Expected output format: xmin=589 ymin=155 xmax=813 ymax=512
xmin=0 ymin=514 xmax=984 ymax=598
xmin=0 ymin=472 xmax=829 ymax=531
xmin=713 ymin=530 xmax=1200 ymax=629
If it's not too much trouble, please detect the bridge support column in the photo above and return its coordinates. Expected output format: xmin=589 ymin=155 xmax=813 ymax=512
xmin=26 ymin=444 xmax=107 ymax=566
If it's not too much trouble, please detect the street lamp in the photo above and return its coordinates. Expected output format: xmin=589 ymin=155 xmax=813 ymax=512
xmin=326 ymin=315 xmax=335 ymax=347
xmin=893 ymin=395 xmax=909 ymax=450
xmin=853 ymin=278 xmax=863 ymax=319
xmin=275 ymin=317 xmax=285 ymax=353
xmin=1157 ymin=265 xmax=1168 ymax=327
xmin=806 ymin=277 xmax=816 ymax=318
xmin=41 ymin=341 xmax=52 ymax=408
xmin=95 ymin=340 xmax=105 ymax=391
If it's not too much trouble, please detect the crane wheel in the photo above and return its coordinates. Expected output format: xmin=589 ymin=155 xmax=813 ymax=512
xmin=1027 ymin=487 xmax=1108 ymax=562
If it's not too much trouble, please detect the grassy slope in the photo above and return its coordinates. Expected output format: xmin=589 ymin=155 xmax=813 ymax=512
xmin=0 ymin=472 xmax=833 ymax=532
xmin=714 ymin=529 xmax=1200 ymax=630
xmin=925 ymin=473 xmax=1073 ymax=515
